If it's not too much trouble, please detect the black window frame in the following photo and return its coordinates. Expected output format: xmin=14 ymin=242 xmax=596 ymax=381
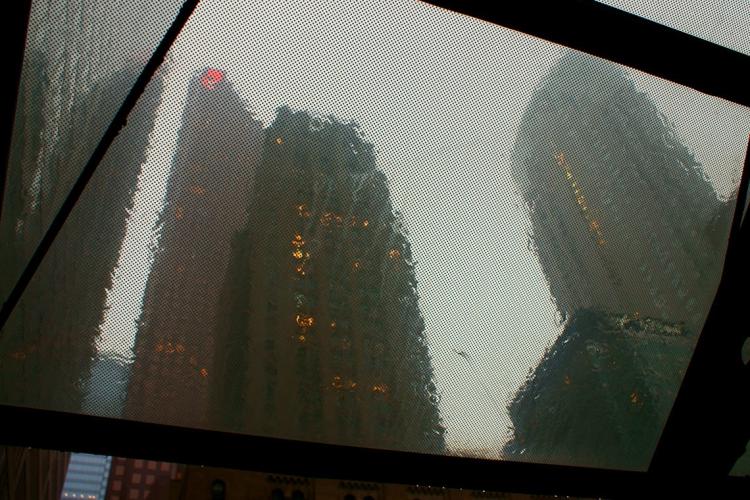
xmin=0 ymin=1 xmax=748 ymax=497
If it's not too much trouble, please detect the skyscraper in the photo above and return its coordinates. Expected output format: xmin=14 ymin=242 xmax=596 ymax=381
xmin=510 ymin=51 xmax=733 ymax=333
xmin=504 ymin=51 xmax=737 ymax=468
xmin=503 ymin=309 xmax=693 ymax=469
xmin=0 ymin=63 xmax=165 ymax=413
xmin=210 ymin=107 xmax=445 ymax=453
xmin=124 ymin=69 xmax=263 ymax=428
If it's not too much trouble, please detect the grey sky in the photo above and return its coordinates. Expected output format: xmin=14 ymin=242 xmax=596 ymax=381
xmin=94 ymin=0 xmax=750 ymax=457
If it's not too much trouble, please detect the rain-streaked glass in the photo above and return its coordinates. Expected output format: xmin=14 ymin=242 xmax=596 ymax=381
xmin=0 ymin=0 xmax=185 ymax=301
xmin=1 ymin=0 xmax=748 ymax=472
xmin=598 ymin=0 xmax=750 ymax=56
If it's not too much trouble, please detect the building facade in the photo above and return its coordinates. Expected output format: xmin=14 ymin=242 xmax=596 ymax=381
xmin=124 ymin=68 xmax=263 ymax=428
xmin=61 ymin=453 xmax=112 ymax=500
xmin=209 ymin=107 xmax=445 ymax=453
xmin=105 ymin=457 xmax=180 ymax=500
xmin=510 ymin=51 xmax=733 ymax=335
xmin=0 ymin=62 xmax=166 ymax=415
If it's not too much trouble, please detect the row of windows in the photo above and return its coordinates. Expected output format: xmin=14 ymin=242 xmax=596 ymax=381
xmin=113 ymin=461 xmax=171 ymax=475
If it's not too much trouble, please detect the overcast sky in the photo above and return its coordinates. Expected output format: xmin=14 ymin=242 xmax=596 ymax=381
xmin=94 ymin=0 xmax=750 ymax=457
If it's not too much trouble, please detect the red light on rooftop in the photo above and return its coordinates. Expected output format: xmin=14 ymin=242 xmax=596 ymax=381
xmin=200 ymin=68 xmax=224 ymax=90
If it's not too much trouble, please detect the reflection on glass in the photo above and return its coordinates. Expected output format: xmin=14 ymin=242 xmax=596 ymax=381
xmin=2 ymin=0 xmax=748 ymax=471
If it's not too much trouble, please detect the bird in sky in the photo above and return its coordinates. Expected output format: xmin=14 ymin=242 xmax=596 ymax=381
xmin=452 ymin=349 xmax=470 ymax=361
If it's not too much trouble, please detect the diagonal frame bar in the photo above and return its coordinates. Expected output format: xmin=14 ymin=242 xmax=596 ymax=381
xmin=649 ymin=137 xmax=750 ymax=477
xmin=422 ymin=1 xmax=750 ymax=108
xmin=0 ymin=0 xmax=202 ymax=331
xmin=0 ymin=0 xmax=748 ymax=497
xmin=0 ymin=0 xmax=33 ymax=223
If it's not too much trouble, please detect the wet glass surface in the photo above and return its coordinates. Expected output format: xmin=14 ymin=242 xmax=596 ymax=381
xmin=1 ymin=0 xmax=749 ymax=471
xmin=0 ymin=0 xmax=185 ymax=301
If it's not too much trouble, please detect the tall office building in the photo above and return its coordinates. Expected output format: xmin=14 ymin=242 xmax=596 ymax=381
xmin=124 ymin=69 xmax=264 ymax=428
xmin=510 ymin=51 xmax=733 ymax=333
xmin=61 ymin=453 xmax=111 ymax=500
xmin=504 ymin=52 xmax=736 ymax=468
xmin=0 ymin=61 xmax=165 ymax=413
xmin=209 ymin=107 xmax=445 ymax=453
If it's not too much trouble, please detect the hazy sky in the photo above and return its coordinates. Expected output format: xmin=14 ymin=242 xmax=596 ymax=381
xmin=94 ymin=0 xmax=750 ymax=456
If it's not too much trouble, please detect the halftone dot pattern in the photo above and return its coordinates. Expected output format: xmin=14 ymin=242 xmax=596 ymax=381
xmin=1 ymin=0 xmax=749 ymax=472
xmin=0 ymin=0 xmax=185 ymax=302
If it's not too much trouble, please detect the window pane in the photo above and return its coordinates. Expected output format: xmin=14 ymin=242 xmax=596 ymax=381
xmin=1 ymin=0 xmax=748 ymax=472
xmin=598 ymin=0 xmax=750 ymax=55
xmin=0 ymin=0 xmax=185 ymax=302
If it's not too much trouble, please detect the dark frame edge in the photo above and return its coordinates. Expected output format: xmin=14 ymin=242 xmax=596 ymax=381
xmin=649 ymin=138 xmax=750 ymax=477
xmin=1 ymin=0 xmax=749 ymax=497
xmin=0 ymin=0 xmax=33 ymax=222
xmin=1 ymin=404 xmax=748 ymax=498
xmin=421 ymin=0 xmax=750 ymax=108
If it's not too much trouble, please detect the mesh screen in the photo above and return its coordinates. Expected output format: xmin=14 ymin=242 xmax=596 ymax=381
xmin=0 ymin=0 xmax=185 ymax=301
xmin=1 ymin=0 xmax=749 ymax=472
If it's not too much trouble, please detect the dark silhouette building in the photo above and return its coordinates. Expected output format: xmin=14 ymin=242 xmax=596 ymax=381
xmin=124 ymin=69 xmax=263 ymax=428
xmin=210 ymin=107 xmax=445 ymax=453
xmin=503 ymin=309 xmax=693 ymax=470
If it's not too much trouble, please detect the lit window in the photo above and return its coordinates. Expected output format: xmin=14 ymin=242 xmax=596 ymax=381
xmin=132 ymin=473 xmax=142 ymax=484
xmin=296 ymin=314 xmax=314 ymax=327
